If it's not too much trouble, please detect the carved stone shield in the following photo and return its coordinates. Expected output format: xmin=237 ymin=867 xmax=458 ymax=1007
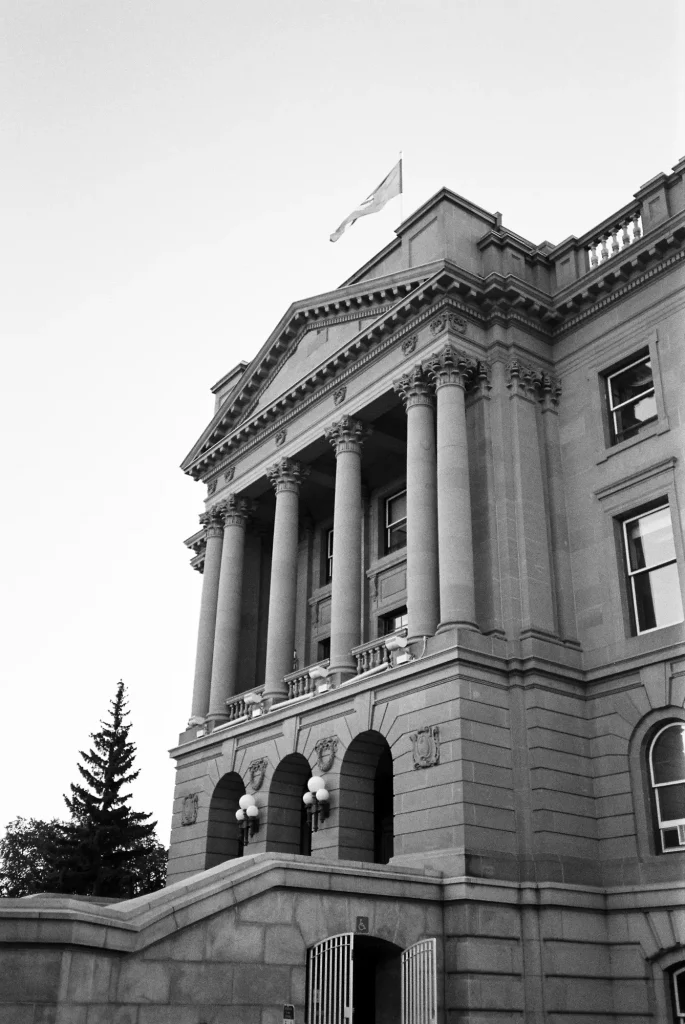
xmin=248 ymin=757 xmax=269 ymax=792
xmin=181 ymin=793 xmax=199 ymax=826
xmin=315 ymin=736 xmax=339 ymax=773
xmin=410 ymin=726 xmax=440 ymax=769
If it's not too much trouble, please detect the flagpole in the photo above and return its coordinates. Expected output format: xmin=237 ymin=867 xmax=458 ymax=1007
xmin=399 ymin=150 xmax=404 ymax=223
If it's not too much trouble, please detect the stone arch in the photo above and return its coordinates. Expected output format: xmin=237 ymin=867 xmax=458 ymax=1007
xmin=338 ymin=730 xmax=394 ymax=864
xmin=628 ymin=706 xmax=685 ymax=860
xmin=206 ymin=771 xmax=245 ymax=869
xmin=266 ymin=752 xmax=311 ymax=855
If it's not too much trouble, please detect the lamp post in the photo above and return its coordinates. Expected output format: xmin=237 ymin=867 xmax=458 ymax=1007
xmin=235 ymin=793 xmax=259 ymax=844
xmin=303 ymin=775 xmax=330 ymax=832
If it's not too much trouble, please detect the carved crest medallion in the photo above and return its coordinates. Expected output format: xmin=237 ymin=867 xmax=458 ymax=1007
xmin=410 ymin=726 xmax=440 ymax=769
xmin=181 ymin=793 xmax=199 ymax=826
xmin=275 ymin=429 xmax=287 ymax=447
xmin=207 ymin=480 xmax=217 ymax=496
xmin=401 ymin=335 xmax=417 ymax=356
xmin=333 ymin=386 xmax=347 ymax=406
xmin=430 ymin=312 xmax=467 ymax=336
xmin=248 ymin=757 xmax=269 ymax=792
xmin=224 ymin=466 xmax=236 ymax=483
xmin=315 ymin=736 xmax=339 ymax=773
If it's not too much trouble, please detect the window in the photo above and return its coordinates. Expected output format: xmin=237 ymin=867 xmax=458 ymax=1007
xmin=606 ymin=350 xmax=657 ymax=445
xmin=673 ymin=965 xmax=685 ymax=1019
xmin=318 ymin=637 xmax=330 ymax=662
xmin=324 ymin=528 xmax=333 ymax=583
xmin=385 ymin=489 xmax=407 ymax=554
xmin=381 ymin=607 xmax=408 ymax=635
xmin=649 ymin=723 xmax=685 ymax=853
xmin=622 ymin=503 xmax=684 ymax=634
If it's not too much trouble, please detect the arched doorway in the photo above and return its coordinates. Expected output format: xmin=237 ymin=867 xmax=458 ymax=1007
xmin=266 ymin=753 xmax=311 ymax=855
xmin=205 ymin=771 xmax=245 ymax=869
xmin=338 ymin=731 xmax=394 ymax=864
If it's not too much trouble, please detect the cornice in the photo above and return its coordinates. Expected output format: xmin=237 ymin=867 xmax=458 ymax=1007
xmin=184 ymin=217 xmax=685 ymax=482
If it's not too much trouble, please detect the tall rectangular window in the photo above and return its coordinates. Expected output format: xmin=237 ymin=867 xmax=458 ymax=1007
xmin=606 ymin=351 xmax=657 ymax=444
xmin=622 ymin=503 xmax=684 ymax=634
xmin=325 ymin=528 xmax=333 ymax=583
xmin=385 ymin=489 xmax=407 ymax=554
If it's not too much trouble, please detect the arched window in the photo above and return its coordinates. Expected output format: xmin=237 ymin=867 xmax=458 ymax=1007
xmin=649 ymin=722 xmax=685 ymax=852
xmin=672 ymin=964 xmax=685 ymax=1020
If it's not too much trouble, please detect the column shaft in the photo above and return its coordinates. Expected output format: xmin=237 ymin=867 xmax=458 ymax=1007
xmin=326 ymin=417 xmax=366 ymax=681
xmin=395 ymin=369 xmax=439 ymax=639
xmin=207 ymin=497 xmax=251 ymax=721
xmin=263 ymin=460 xmax=309 ymax=701
xmin=189 ymin=517 xmax=223 ymax=722
xmin=427 ymin=346 xmax=477 ymax=630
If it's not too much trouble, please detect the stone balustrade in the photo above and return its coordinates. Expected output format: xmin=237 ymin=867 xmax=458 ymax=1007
xmin=224 ymin=686 xmax=264 ymax=722
xmin=352 ymin=630 xmax=407 ymax=674
xmin=284 ymin=661 xmax=330 ymax=700
xmin=586 ymin=208 xmax=642 ymax=269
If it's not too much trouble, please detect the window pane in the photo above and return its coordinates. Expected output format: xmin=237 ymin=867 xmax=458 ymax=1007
xmin=634 ymin=563 xmax=684 ymax=632
xmin=652 ymin=724 xmax=685 ymax=784
xmin=675 ymin=968 xmax=685 ymax=1015
xmin=387 ymin=522 xmax=407 ymax=552
xmin=609 ymin=357 xmax=652 ymax=408
xmin=387 ymin=491 xmax=407 ymax=525
xmin=626 ymin=507 xmax=676 ymax=571
xmin=612 ymin=393 xmax=656 ymax=441
xmin=657 ymin=784 xmax=685 ymax=824
xmin=662 ymin=827 xmax=682 ymax=851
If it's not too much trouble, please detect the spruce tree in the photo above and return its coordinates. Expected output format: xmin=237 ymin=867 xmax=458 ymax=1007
xmin=48 ymin=681 xmax=162 ymax=898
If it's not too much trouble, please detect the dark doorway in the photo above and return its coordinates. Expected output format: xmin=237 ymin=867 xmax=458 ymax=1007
xmin=352 ymin=936 xmax=401 ymax=1024
xmin=266 ymin=753 xmax=312 ymax=856
xmin=338 ymin=731 xmax=394 ymax=864
xmin=205 ymin=772 xmax=245 ymax=869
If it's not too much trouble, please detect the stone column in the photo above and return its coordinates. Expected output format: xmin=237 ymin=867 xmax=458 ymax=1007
xmin=206 ymin=496 xmax=253 ymax=723
xmin=325 ymin=416 xmax=367 ymax=684
xmin=394 ymin=367 xmax=439 ymax=639
xmin=189 ymin=508 xmax=224 ymax=724
xmin=426 ymin=344 xmax=478 ymax=631
xmin=263 ymin=459 xmax=310 ymax=702
xmin=539 ymin=375 xmax=578 ymax=643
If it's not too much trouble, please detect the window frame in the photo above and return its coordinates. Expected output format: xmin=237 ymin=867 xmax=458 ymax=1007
xmin=380 ymin=606 xmax=408 ymax=636
xmin=384 ymin=488 xmax=407 ymax=555
xmin=673 ymin=964 xmax=685 ymax=1020
xmin=648 ymin=721 xmax=685 ymax=853
xmin=605 ymin=349 xmax=657 ymax=446
xmin=325 ymin=528 xmax=334 ymax=584
xmin=621 ymin=502 xmax=685 ymax=636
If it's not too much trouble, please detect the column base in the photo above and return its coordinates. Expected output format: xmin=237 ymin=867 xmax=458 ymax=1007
xmin=327 ymin=665 xmax=357 ymax=689
xmin=436 ymin=619 xmax=479 ymax=634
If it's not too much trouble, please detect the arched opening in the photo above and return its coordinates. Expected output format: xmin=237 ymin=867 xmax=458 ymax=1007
xmin=266 ymin=753 xmax=312 ymax=855
xmin=353 ymin=936 xmax=401 ymax=1024
xmin=649 ymin=721 xmax=685 ymax=852
xmin=205 ymin=771 xmax=245 ymax=869
xmin=338 ymin=731 xmax=394 ymax=864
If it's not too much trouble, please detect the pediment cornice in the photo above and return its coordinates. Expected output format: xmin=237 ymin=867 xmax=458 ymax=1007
xmin=183 ymin=216 xmax=685 ymax=481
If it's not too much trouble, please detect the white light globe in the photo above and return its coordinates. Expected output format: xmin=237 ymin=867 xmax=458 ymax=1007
xmin=316 ymin=789 xmax=329 ymax=803
xmin=239 ymin=794 xmax=256 ymax=810
xmin=308 ymin=776 xmax=324 ymax=793
xmin=302 ymin=792 xmax=314 ymax=806
xmin=246 ymin=804 xmax=259 ymax=818
xmin=235 ymin=809 xmax=245 ymax=821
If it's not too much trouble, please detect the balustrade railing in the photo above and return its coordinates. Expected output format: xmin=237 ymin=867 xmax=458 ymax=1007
xmin=352 ymin=629 xmax=407 ymax=674
xmin=224 ymin=686 xmax=264 ymax=722
xmin=285 ymin=661 xmax=330 ymax=700
xmin=586 ymin=209 xmax=642 ymax=269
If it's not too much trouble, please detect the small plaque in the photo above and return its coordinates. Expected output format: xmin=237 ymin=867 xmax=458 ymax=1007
xmin=283 ymin=1006 xmax=295 ymax=1021
xmin=355 ymin=916 xmax=369 ymax=934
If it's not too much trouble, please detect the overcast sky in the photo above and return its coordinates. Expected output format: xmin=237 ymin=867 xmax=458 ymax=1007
xmin=1 ymin=0 xmax=684 ymax=848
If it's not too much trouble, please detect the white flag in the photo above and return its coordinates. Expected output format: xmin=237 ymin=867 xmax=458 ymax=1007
xmin=330 ymin=159 xmax=402 ymax=243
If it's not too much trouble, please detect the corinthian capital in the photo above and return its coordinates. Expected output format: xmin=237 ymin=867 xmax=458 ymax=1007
xmin=199 ymin=505 xmax=225 ymax=539
xmin=324 ymin=415 xmax=370 ymax=456
xmin=393 ymin=366 xmax=434 ymax=409
xmin=425 ymin=344 xmax=476 ymax=390
xmin=214 ymin=494 xmax=255 ymax=529
xmin=539 ymin=373 xmax=562 ymax=411
xmin=506 ymin=358 xmax=541 ymax=399
xmin=267 ymin=458 xmax=310 ymax=494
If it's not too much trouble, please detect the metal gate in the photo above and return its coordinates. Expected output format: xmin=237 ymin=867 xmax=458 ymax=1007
xmin=306 ymin=933 xmax=354 ymax=1024
xmin=401 ymin=938 xmax=437 ymax=1024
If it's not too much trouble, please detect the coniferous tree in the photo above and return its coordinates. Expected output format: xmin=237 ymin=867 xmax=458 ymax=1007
xmin=47 ymin=681 xmax=165 ymax=898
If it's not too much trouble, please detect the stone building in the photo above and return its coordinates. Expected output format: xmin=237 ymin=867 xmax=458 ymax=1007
xmin=2 ymin=161 xmax=685 ymax=1022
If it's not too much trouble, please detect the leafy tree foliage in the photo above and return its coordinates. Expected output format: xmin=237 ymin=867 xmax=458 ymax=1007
xmin=0 ymin=817 xmax=64 ymax=897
